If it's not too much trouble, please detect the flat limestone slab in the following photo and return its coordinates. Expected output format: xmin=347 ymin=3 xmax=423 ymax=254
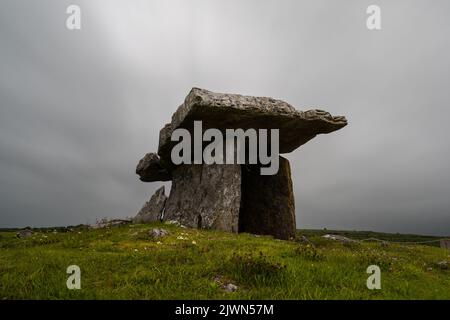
xmin=158 ymin=88 xmax=347 ymax=163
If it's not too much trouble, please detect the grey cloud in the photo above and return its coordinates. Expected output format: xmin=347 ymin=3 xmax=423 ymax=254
xmin=1 ymin=0 xmax=449 ymax=235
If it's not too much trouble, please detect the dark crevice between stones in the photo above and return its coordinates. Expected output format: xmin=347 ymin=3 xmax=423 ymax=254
xmin=197 ymin=214 xmax=202 ymax=229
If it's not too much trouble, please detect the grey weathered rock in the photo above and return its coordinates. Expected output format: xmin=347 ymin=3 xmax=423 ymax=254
xmin=436 ymin=261 xmax=449 ymax=270
xmin=224 ymin=283 xmax=238 ymax=292
xmin=162 ymin=157 xmax=295 ymax=240
xmin=158 ymin=87 xmax=347 ymax=163
xmin=136 ymin=153 xmax=171 ymax=182
xmin=214 ymin=275 xmax=238 ymax=292
xmin=16 ymin=228 xmax=33 ymax=238
xmin=90 ymin=218 xmax=131 ymax=229
xmin=164 ymin=164 xmax=241 ymax=232
xmin=299 ymin=235 xmax=315 ymax=246
xmin=239 ymin=157 xmax=296 ymax=240
xmin=148 ymin=228 xmax=169 ymax=238
xmin=133 ymin=186 xmax=167 ymax=223
xmin=322 ymin=234 xmax=356 ymax=243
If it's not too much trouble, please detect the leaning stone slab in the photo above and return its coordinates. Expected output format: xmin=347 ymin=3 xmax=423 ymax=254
xmin=163 ymin=163 xmax=241 ymax=232
xmin=133 ymin=186 xmax=167 ymax=223
xmin=158 ymin=88 xmax=347 ymax=163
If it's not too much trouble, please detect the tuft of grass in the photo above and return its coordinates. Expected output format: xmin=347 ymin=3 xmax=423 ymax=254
xmin=222 ymin=251 xmax=286 ymax=286
xmin=294 ymin=244 xmax=323 ymax=261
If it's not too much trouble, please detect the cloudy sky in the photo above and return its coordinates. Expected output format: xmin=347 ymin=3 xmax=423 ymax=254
xmin=1 ymin=0 xmax=449 ymax=235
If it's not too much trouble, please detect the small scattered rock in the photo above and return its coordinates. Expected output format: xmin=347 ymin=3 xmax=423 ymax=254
xmin=149 ymin=228 xmax=169 ymax=239
xmin=90 ymin=218 xmax=131 ymax=229
xmin=298 ymin=235 xmax=316 ymax=247
xmin=436 ymin=261 xmax=449 ymax=270
xmin=163 ymin=220 xmax=187 ymax=228
xmin=214 ymin=275 xmax=238 ymax=293
xmin=16 ymin=228 xmax=33 ymax=238
xmin=224 ymin=283 xmax=238 ymax=292
xmin=299 ymin=235 xmax=308 ymax=242
xmin=165 ymin=220 xmax=181 ymax=226
xmin=322 ymin=234 xmax=356 ymax=243
xmin=381 ymin=241 xmax=389 ymax=248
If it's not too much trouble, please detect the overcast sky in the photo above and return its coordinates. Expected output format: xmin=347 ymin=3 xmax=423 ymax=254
xmin=1 ymin=0 xmax=449 ymax=235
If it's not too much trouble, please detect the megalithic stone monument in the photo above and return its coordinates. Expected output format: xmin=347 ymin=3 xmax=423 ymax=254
xmin=134 ymin=88 xmax=347 ymax=239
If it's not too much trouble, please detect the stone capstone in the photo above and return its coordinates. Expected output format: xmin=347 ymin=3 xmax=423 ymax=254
xmin=157 ymin=87 xmax=347 ymax=164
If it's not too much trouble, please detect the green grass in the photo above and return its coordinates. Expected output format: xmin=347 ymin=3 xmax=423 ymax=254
xmin=0 ymin=223 xmax=449 ymax=299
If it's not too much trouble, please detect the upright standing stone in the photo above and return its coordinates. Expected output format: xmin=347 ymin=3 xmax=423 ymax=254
xmin=239 ymin=156 xmax=296 ymax=240
xmin=164 ymin=164 xmax=241 ymax=232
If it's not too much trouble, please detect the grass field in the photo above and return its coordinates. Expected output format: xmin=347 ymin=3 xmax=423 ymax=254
xmin=0 ymin=223 xmax=449 ymax=299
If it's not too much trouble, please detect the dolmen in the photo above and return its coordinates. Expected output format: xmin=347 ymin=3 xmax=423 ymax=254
xmin=134 ymin=88 xmax=347 ymax=239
